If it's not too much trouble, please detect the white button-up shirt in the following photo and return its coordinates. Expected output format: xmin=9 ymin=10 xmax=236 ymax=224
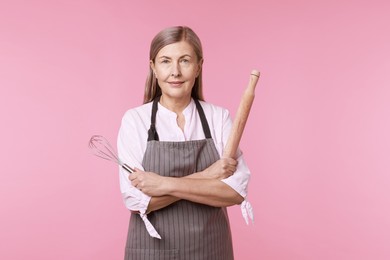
xmin=117 ymin=99 xmax=254 ymax=238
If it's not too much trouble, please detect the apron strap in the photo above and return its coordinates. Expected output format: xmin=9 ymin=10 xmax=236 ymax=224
xmin=193 ymin=99 xmax=212 ymax=139
xmin=148 ymin=96 xmax=212 ymax=141
xmin=147 ymin=96 xmax=160 ymax=141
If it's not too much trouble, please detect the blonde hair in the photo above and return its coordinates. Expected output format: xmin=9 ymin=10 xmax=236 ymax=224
xmin=143 ymin=26 xmax=204 ymax=103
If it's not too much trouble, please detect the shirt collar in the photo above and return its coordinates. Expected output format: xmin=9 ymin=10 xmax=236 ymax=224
xmin=157 ymin=98 xmax=195 ymax=117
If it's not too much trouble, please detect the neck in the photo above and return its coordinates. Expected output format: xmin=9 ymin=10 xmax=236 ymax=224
xmin=160 ymin=95 xmax=192 ymax=114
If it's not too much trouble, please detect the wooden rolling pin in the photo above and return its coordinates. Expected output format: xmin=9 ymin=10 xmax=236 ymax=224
xmin=223 ymin=70 xmax=260 ymax=158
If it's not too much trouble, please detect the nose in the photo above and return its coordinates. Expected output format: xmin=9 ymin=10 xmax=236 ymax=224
xmin=171 ymin=62 xmax=181 ymax=77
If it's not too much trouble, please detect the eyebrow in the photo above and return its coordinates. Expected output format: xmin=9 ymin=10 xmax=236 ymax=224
xmin=158 ymin=55 xmax=192 ymax=60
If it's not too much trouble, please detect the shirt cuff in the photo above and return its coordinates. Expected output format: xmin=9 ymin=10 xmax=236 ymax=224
xmin=220 ymin=178 xmax=253 ymax=225
xmin=121 ymin=192 xmax=161 ymax=239
xmin=241 ymin=200 xmax=255 ymax=225
xmin=221 ymin=178 xmax=247 ymax=198
xmin=139 ymin=212 xmax=161 ymax=239
xmin=122 ymin=191 xmax=151 ymax=212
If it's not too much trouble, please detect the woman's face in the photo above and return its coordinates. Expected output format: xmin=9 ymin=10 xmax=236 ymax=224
xmin=151 ymin=41 xmax=202 ymax=102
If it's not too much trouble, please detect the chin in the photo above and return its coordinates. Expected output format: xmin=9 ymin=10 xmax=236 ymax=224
xmin=162 ymin=88 xmax=192 ymax=98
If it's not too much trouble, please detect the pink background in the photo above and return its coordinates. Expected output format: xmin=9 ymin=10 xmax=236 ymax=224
xmin=1 ymin=0 xmax=390 ymax=259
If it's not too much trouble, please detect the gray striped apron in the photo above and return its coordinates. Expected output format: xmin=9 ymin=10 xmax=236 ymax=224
xmin=125 ymin=97 xmax=234 ymax=260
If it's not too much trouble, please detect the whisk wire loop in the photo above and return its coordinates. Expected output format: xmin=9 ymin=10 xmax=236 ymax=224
xmin=88 ymin=135 xmax=133 ymax=173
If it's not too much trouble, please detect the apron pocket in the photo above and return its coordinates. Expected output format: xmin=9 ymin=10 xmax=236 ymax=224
xmin=125 ymin=248 xmax=179 ymax=260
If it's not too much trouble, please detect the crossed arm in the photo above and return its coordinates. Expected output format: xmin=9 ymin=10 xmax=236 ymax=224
xmin=129 ymin=157 xmax=244 ymax=213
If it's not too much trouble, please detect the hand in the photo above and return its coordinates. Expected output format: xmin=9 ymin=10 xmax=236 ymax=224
xmin=128 ymin=168 xmax=167 ymax=197
xmin=201 ymin=158 xmax=237 ymax=180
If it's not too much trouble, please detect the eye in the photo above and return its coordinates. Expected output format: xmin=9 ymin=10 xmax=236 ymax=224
xmin=180 ymin=59 xmax=189 ymax=64
xmin=161 ymin=59 xmax=170 ymax=64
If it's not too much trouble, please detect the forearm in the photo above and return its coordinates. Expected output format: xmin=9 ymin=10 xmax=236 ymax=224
xmin=146 ymin=195 xmax=180 ymax=213
xmin=163 ymin=178 xmax=244 ymax=207
xmin=131 ymin=159 xmax=242 ymax=211
xmin=146 ymin=171 xmax=209 ymax=213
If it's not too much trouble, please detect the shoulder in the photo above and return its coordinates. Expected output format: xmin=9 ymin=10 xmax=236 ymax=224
xmin=122 ymin=102 xmax=153 ymax=122
xmin=198 ymin=100 xmax=230 ymax=120
xmin=120 ymin=102 xmax=153 ymax=131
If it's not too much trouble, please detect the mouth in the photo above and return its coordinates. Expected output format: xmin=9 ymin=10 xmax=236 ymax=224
xmin=168 ymin=81 xmax=185 ymax=87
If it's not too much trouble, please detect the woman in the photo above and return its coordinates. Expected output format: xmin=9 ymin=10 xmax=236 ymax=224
xmin=118 ymin=26 xmax=253 ymax=260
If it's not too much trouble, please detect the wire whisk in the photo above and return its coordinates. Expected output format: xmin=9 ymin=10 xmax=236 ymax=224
xmin=88 ymin=135 xmax=134 ymax=173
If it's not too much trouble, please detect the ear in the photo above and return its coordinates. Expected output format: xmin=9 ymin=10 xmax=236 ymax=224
xmin=150 ymin=60 xmax=157 ymax=78
xmin=196 ymin=58 xmax=204 ymax=77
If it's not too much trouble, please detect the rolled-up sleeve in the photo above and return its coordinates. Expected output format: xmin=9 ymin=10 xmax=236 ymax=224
xmin=217 ymin=109 xmax=251 ymax=198
xmin=117 ymin=110 xmax=151 ymax=213
xmin=221 ymin=153 xmax=251 ymax=199
xmin=117 ymin=110 xmax=161 ymax=238
xmin=218 ymin=108 xmax=254 ymax=224
xmin=119 ymin=168 xmax=151 ymax=212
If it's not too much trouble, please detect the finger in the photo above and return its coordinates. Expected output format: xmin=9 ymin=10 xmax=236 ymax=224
xmin=227 ymin=165 xmax=237 ymax=174
xmin=224 ymin=162 xmax=236 ymax=171
xmin=227 ymin=158 xmax=238 ymax=166
xmin=130 ymin=175 xmax=140 ymax=185
xmin=222 ymin=158 xmax=237 ymax=167
xmin=129 ymin=172 xmax=139 ymax=181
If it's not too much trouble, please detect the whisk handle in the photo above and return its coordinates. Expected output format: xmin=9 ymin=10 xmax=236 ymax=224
xmin=122 ymin=164 xmax=134 ymax=173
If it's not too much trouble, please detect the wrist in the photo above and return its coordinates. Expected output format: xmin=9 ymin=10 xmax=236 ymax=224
xmin=197 ymin=169 xmax=208 ymax=179
xmin=184 ymin=170 xmax=206 ymax=179
xmin=162 ymin=176 xmax=175 ymax=194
